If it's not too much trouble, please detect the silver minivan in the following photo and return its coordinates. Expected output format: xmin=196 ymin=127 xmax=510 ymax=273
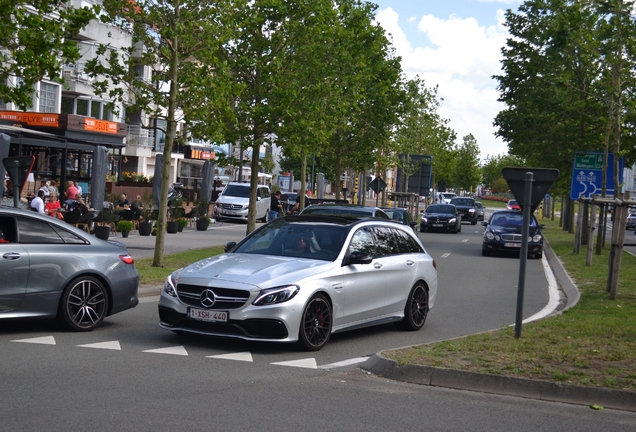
xmin=215 ymin=182 xmax=271 ymax=222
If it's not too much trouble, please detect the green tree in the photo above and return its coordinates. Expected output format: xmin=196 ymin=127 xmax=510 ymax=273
xmin=452 ymin=134 xmax=481 ymax=193
xmin=87 ymin=0 xmax=232 ymax=267
xmin=0 ymin=1 xmax=96 ymax=108
xmin=481 ymin=154 xmax=525 ymax=190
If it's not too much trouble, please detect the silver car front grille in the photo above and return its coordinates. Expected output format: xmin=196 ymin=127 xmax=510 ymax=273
xmin=177 ymin=284 xmax=250 ymax=309
xmin=221 ymin=203 xmax=242 ymax=210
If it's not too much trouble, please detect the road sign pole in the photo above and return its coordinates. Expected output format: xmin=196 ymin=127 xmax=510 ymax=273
xmin=515 ymin=172 xmax=534 ymax=338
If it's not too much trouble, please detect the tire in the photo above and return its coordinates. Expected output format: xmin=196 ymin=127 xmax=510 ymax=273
xmin=297 ymin=294 xmax=332 ymax=351
xmin=482 ymin=248 xmax=490 ymax=256
xmin=452 ymin=227 xmax=458 ymax=234
xmin=58 ymin=276 xmax=108 ymax=331
xmin=260 ymin=211 xmax=269 ymax=223
xmin=457 ymin=224 xmax=461 ymax=233
xmin=396 ymin=282 xmax=428 ymax=331
xmin=471 ymin=218 xmax=477 ymax=225
xmin=420 ymin=227 xmax=426 ymax=233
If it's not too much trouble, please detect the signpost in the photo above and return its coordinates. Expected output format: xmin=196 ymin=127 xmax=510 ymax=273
xmin=570 ymin=152 xmax=624 ymax=200
xmin=502 ymin=167 xmax=559 ymax=338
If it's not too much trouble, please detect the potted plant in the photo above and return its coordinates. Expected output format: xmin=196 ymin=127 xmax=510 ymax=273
xmin=176 ymin=217 xmax=187 ymax=232
xmin=117 ymin=220 xmax=134 ymax=238
xmin=194 ymin=198 xmax=211 ymax=231
xmin=166 ymin=195 xmax=184 ymax=233
xmin=138 ymin=193 xmax=155 ymax=236
xmin=94 ymin=207 xmax=118 ymax=240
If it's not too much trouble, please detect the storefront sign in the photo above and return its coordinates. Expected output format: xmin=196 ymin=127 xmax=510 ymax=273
xmin=0 ymin=111 xmax=59 ymax=127
xmin=84 ymin=118 xmax=119 ymax=134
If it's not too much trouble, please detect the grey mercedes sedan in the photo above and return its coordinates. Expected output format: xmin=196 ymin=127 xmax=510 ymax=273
xmin=0 ymin=205 xmax=139 ymax=331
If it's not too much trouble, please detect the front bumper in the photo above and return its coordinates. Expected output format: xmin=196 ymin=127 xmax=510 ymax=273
xmin=482 ymin=240 xmax=543 ymax=254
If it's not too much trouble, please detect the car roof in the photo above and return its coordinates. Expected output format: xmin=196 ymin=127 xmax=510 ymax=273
xmin=277 ymin=214 xmax=402 ymax=227
xmin=301 ymin=204 xmax=389 ymax=219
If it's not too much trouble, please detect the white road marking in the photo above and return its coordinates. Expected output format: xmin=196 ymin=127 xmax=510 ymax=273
xmin=77 ymin=341 xmax=121 ymax=350
xmin=207 ymin=352 xmax=253 ymax=362
xmin=318 ymin=357 xmax=369 ymax=370
xmin=462 ymin=239 xmax=469 ymax=242
xmin=143 ymin=346 xmax=189 ymax=356
xmin=522 ymin=254 xmax=562 ymax=323
xmin=271 ymin=358 xmax=317 ymax=369
xmin=441 ymin=253 xmax=451 ymax=258
xmin=11 ymin=336 xmax=56 ymax=345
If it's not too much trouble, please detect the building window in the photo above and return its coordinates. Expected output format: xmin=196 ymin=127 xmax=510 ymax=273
xmin=91 ymin=100 xmax=101 ymax=118
xmin=61 ymin=96 xmax=74 ymax=114
xmin=38 ymin=82 xmax=58 ymax=113
xmin=76 ymin=99 xmax=89 ymax=116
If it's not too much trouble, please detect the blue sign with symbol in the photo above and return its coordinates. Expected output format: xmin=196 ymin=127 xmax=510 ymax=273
xmin=570 ymin=152 xmax=623 ymax=200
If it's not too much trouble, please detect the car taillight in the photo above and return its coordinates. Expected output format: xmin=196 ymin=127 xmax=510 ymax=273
xmin=119 ymin=254 xmax=134 ymax=265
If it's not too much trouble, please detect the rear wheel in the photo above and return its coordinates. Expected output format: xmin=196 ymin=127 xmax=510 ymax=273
xmin=58 ymin=276 xmax=108 ymax=331
xmin=298 ymin=294 xmax=332 ymax=351
xmin=396 ymin=282 xmax=428 ymax=331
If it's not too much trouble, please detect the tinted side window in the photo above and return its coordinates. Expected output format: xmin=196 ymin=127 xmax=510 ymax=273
xmin=348 ymin=227 xmax=376 ymax=256
xmin=372 ymin=227 xmax=400 ymax=256
xmin=52 ymin=225 xmax=89 ymax=244
xmin=17 ymin=217 xmax=65 ymax=244
xmin=261 ymin=187 xmax=270 ymax=198
xmin=395 ymin=229 xmax=423 ymax=253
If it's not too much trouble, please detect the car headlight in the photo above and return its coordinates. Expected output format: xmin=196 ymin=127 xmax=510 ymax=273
xmin=421 ymin=217 xmax=428 ymax=223
xmin=468 ymin=209 xmax=475 ymax=212
xmin=242 ymin=204 xmax=249 ymax=210
xmin=532 ymin=234 xmax=542 ymax=242
xmin=164 ymin=268 xmax=183 ymax=297
xmin=253 ymin=285 xmax=300 ymax=306
xmin=449 ymin=218 xmax=456 ymax=223
xmin=485 ymin=232 xmax=494 ymax=240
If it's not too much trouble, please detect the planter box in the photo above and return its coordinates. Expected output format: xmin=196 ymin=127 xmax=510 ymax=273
xmin=139 ymin=221 xmax=152 ymax=236
xmin=166 ymin=221 xmax=179 ymax=234
xmin=94 ymin=225 xmax=110 ymax=240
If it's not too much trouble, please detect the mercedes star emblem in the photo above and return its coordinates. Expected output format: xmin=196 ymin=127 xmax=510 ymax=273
xmin=200 ymin=289 xmax=216 ymax=308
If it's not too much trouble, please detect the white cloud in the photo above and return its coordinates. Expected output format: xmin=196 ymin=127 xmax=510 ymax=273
xmin=375 ymin=7 xmax=510 ymax=158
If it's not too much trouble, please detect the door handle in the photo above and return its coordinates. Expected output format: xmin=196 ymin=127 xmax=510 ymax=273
xmin=373 ymin=263 xmax=383 ymax=269
xmin=406 ymin=260 xmax=414 ymax=266
xmin=2 ymin=252 xmax=22 ymax=260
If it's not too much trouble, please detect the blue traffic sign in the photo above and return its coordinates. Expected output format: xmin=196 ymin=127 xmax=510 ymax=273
xmin=570 ymin=152 xmax=624 ymax=200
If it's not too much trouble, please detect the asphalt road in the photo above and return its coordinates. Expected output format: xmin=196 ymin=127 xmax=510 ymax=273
xmin=1 ymin=218 xmax=634 ymax=430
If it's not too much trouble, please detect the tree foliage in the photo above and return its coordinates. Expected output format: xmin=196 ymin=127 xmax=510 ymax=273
xmin=0 ymin=1 xmax=96 ymax=109
xmin=451 ymin=134 xmax=481 ymax=192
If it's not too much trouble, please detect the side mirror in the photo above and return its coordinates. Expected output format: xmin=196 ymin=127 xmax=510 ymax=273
xmin=482 ymin=221 xmax=488 ymax=226
xmin=343 ymin=251 xmax=373 ymax=266
xmin=224 ymin=241 xmax=237 ymax=253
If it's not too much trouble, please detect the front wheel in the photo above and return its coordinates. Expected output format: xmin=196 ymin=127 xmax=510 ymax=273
xmin=58 ymin=276 xmax=108 ymax=331
xmin=298 ymin=294 xmax=332 ymax=351
xmin=396 ymin=282 xmax=428 ymax=331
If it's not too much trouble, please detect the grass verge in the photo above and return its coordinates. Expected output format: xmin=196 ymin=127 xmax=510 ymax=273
xmin=135 ymin=246 xmax=226 ymax=285
xmin=386 ymin=218 xmax=636 ymax=392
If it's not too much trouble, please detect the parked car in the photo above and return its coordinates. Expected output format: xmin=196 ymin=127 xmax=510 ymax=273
xmin=507 ymin=199 xmax=521 ymax=211
xmin=420 ymin=204 xmax=462 ymax=233
xmin=0 ymin=205 xmax=139 ymax=330
xmin=449 ymin=197 xmax=478 ymax=225
xmin=300 ymin=204 xmax=389 ymax=219
xmin=627 ymin=211 xmax=636 ymax=230
xmin=482 ymin=210 xmax=544 ymax=259
xmin=438 ymin=192 xmax=456 ymax=204
xmin=475 ymin=201 xmax=485 ymax=221
xmin=381 ymin=207 xmax=418 ymax=231
xmin=158 ymin=216 xmax=437 ymax=351
xmin=215 ymin=182 xmax=271 ymax=222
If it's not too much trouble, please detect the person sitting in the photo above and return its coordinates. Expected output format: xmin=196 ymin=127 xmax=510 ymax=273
xmin=295 ymin=234 xmax=311 ymax=255
xmin=116 ymin=193 xmax=130 ymax=209
xmin=38 ymin=180 xmax=50 ymax=200
xmin=30 ymin=190 xmax=46 ymax=214
xmin=45 ymin=193 xmax=64 ymax=220
xmin=131 ymin=195 xmax=143 ymax=211
xmin=65 ymin=180 xmax=78 ymax=201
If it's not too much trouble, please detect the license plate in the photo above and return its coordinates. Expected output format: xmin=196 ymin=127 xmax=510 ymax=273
xmin=432 ymin=224 xmax=443 ymax=227
xmin=188 ymin=308 xmax=228 ymax=322
xmin=222 ymin=210 xmax=236 ymax=215
xmin=504 ymin=242 xmax=521 ymax=248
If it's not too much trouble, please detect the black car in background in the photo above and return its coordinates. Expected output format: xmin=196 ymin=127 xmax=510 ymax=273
xmin=449 ymin=197 xmax=478 ymax=225
xmin=482 ymin=210 xmax=544 ymax=258
xmin=419 ymin=204 xmax=461 ymax=233
xmin=474 ymin=201 xmax=485 ymax=221
xmin=381 ymin=207 xmax=418 ymax=231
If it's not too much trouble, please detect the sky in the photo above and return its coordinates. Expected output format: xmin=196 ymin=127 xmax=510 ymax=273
xmin=372 ymin=0 xmax=523 ymax=161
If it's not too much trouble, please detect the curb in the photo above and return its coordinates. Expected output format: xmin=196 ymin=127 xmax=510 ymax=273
xmin=138 ymin=284 xmax=162 ymax=297
xmin=361 ymin=353 xmax=636 ymax=412
xmin=361 ymin=237 xmax=636 ymax=412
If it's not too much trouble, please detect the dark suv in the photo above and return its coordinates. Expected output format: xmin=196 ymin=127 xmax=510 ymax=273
xmin=449 ymin=197 xmax=478 ymax=225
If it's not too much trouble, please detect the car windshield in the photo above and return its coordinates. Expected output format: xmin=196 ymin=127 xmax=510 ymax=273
xmin=232 ymin=219 xmax=349 ymax=261
xmin=508 ymin=200 xmax=518 ymax=205
xmin=450 ymin=198 xmax=473 ymax=206
xmin=427 ymin=205 xmax=454 ymax=213
xmin=441 ymin=193 xmax=455 ymax=199
xmin=491 ymin=213 xmax=537 ymax=227
xmin=222 ymin=184 xmax=250 ymax=198
xmin=302 ymin=206 xmax=389 ymax=219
